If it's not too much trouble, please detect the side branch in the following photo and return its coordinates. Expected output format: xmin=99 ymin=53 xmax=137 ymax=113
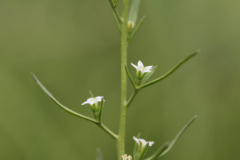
xmin=32 ymin=73 xmax=118 ymax=140
xmin=32 ymin=73 xmax=97 ymax=123
xmin=108 ymin=0 xmax=122 ymax=23
xmin=139 ymin=51 xmax=200 ymax=89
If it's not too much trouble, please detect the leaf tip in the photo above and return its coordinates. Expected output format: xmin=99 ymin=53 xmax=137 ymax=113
xmin=31 ymin=73 xmax=38 ymax=81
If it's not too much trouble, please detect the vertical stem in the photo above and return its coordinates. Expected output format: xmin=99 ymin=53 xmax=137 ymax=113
xmin=118 ymin=0 xmax=130 ymax=159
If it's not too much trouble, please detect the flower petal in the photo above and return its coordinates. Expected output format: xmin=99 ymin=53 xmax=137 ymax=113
xmin=145 ymin=66 xmax=152 ymax=70
xmin=149 ymin=141 xmax=154 ymax=146
xmin=89 ymin=101 xmax=96 ymax=105
xmin=131 ymin=63 xmax=138 ymax=70
xmin=82 ymin=101 xmax=89 ymax=105
xmin=139 ymin=138 xmax=148 ymax=147
xmin=95 ymin=96 xmax=103 ymax=101
xmin=133 ymin=136 xmax=140 ymax=144
xmin=87 ymin=98 xmax=94 ymax=101
xmin=138 ymin=60 xmax=144 ymax=67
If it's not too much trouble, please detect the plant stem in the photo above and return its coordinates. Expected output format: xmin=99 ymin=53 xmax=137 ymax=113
xmin=125 ymin=90 xmax=139 ymax=108
xmin=98 ymin=122 xmax=118 ymax=140
xmin=118 ymin=0 xmax=130 ymax=159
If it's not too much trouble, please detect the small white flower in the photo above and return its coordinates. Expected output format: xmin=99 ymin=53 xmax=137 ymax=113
xmin=133 ymin=136 xmax=154 ymax=149
xmin=131 ymin=60 xmax=152 ymax=75
xmin=82 ymin=96 xmax=103 ymax=106
xmin=122 ymin=154 xmax=132 ymax=160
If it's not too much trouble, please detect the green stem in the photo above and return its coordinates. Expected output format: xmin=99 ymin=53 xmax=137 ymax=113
xmin=126 ymin=90 xmax=139 ymax=108
xmin=98 ymin=123 xmax=118 ymax=140
xmin=108 ymin=0 xmax=122 ymax=23
xmin=118 ymin=0 xmax=130 ymax=159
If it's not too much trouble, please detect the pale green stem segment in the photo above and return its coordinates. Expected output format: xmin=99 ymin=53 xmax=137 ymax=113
xmin=118 ymin=0 xmax=130 ymax=158
xmin=139 ymin=51 xmax=200 ymax=90
xmin=32 ymin=73 xmax=118 ymax=140
xmin=126 ymin=90 xmax=139 ymax=108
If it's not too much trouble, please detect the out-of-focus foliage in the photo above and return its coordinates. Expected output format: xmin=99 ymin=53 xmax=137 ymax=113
xmin=0 ymin=0 xmax=240 ymax=160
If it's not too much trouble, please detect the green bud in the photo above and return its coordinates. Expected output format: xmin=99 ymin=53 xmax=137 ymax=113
xmin=128 ymin=21 xmax=135 ymax=34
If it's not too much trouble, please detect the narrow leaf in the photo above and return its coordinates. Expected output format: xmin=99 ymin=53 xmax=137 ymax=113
xmin=159 ymin=115 xmax=197 ymax=157
xmin=98 ymin=98 xmax=104 ymax=122
xmin=128 ymin=16 xmax=146 ymax=43
xmin=113 ymin=12 xmax=121 ymax=33
xmin=144 ymin=142 xmax=169 ymax=160
xmin=140 ymin=50 xmax=200 ymax=89
xmin=96 ymin=148 xmax=103 ymax=160
xmin=138 ymin=143 xmax=149 ymax=160
xmin=141 ymin=65 xmax=158 ymax=85
xmin=32 ymin=73 xmax=97 ymax=123
xmin=125 ymin=65 xmax=136 ymax=89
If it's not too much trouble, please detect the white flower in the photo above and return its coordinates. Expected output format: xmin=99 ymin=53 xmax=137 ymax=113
xmin=122 ymin=154 xmax=132 ymax=160
xmin=82 ymin=96 xmax=103 ymax=106
xmin=133 ymin=136 xmax=154 ymax=149
xmin=131 ymin=60 xmax=152 ymax=75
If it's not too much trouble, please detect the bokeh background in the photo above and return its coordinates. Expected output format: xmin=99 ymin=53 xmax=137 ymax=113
xmin=1 ymin=0 xmax=240 ymax=159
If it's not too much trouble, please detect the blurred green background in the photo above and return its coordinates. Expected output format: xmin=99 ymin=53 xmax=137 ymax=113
xmin=1 ymin=0 xmax=240 ymax=159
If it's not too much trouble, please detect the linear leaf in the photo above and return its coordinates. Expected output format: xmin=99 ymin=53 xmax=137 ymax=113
xmin=159 ymin=115 xmax=197 ymax=157
xmin=32 ymin=73 xmax=97 ymax=123
xmin=128 ymin=16 xmax=146 ymax=43
xmin=144 ymin=142 xmax=169 ymax=160
xmin=140 ymin=50 xmax=200 ymax=89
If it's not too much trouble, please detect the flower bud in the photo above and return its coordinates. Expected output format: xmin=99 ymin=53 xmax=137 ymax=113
xmin=122 ymin=154 xmax=132 ymax=160
xmin=128 ymin=0 xmax=141 ymax=33
xmin=127 ymin=21 xmax=135 ymax=34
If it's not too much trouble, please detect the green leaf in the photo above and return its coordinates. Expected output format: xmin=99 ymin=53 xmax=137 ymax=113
xmin=139 ymin=50 xmax=200 ymax=90
xmin=96 ymin=148 xmax=103 ymax=160
xmin=144 ymin=142 xmax=169 ymax=160
xmin=128 ymin=16 xmax=146 ymax=43
xmin=98 ymin=98 xmax=104 ymax=122
xmin=113 ymin=12 xmax=121 ymax=33
xmin=133 ymin=133 xmax=141 ymax=160
xmin=125 ymin=65 xmax=136 ymax=89
xmin=32 ymin=73 xmax=97 ymax=123
xmin=159 ymin=115 xmax=197 ymax=157
xmin=141 ymin=65 xmax=158 ymax=85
